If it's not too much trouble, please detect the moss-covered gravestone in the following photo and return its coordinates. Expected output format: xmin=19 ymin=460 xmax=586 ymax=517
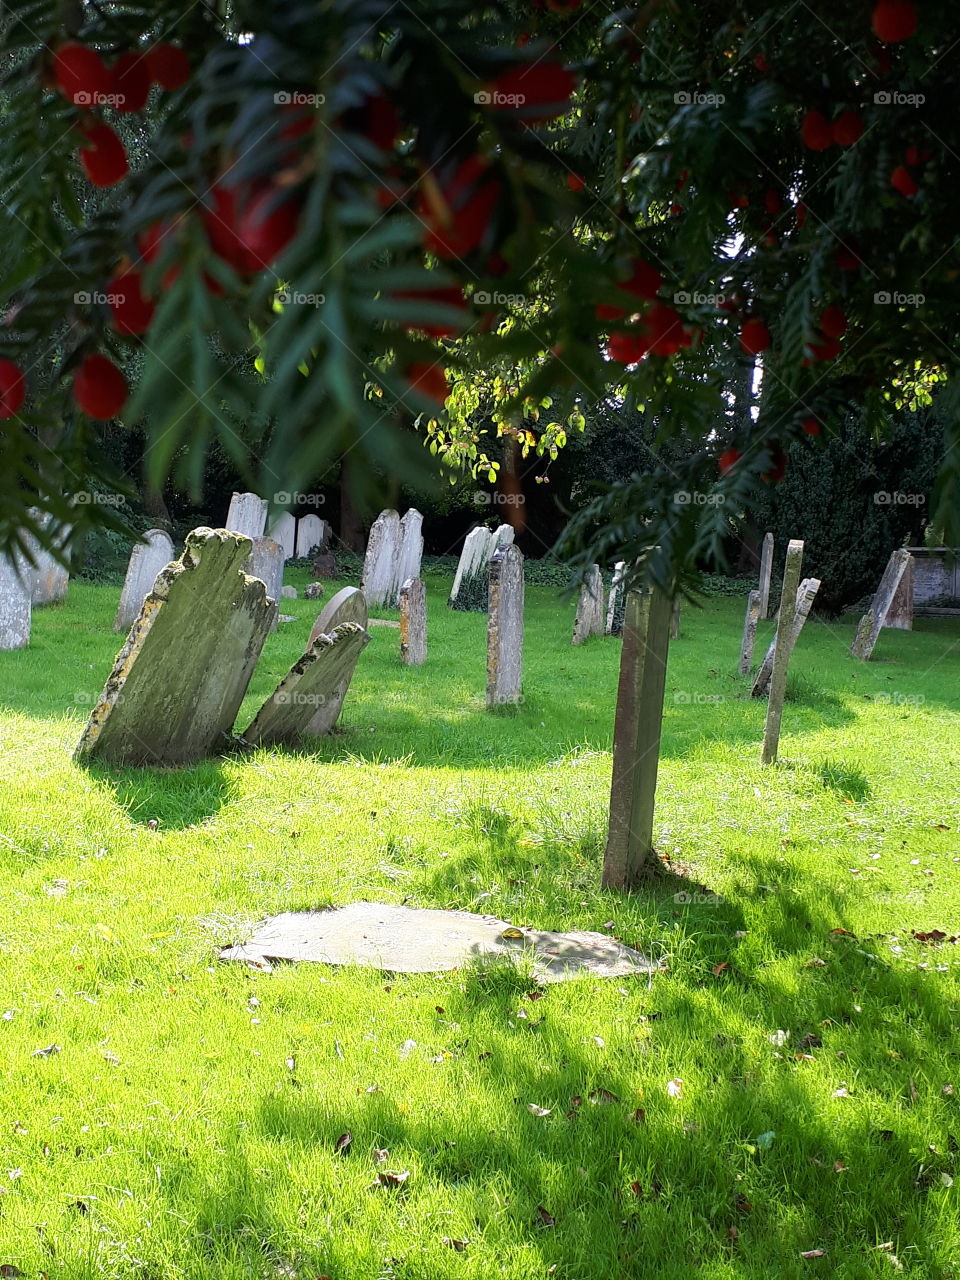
xmin=75 ymin=528 xmax=274 ymax=766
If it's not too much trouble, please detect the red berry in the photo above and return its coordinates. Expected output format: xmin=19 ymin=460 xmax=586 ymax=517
xmin=729 ymin=192 xmax=750 ymax=209
xmin=52 ymin=42 xmax=110 ymax=107
xmin=806 ymin=337 xmax=842 ymax=362
xmin=488 ymin=61 xmax=576 ymax=122
xmin=763 ymin=189 xmax=782 ymax=214
xmin=73 ymin=354 xmax=127 ymax=420
xmin=762 ymin=445 xmax=787 ymax=484
xmin=421 ymin=156 xmax=504 ymax=260
xmin=623 ymin=258 xmax=663 ymax=301
xmin=0 ymin=359 xmax=25 ymax=419
xmin=802 ymin=417 xmax=822 ymax=436
xmin=820 ymin=304 xmax=847 ymax=338
xmin=235 ymin=186 xmax=302 ymax=270
xmin=545 ymin=0 xmax=581 ymax=10
xmin=740 ymin=318 xmax=771 ymax=355
xmin=718 ymin=448 xmax=741 ymax=474
xmin=645 ymin=303 xmax=689 ymax=356
xmin=566 ymin=172 xmax=585 ymax=191
xmin=407 ymin=361 xmax=448 ymax=404
xmin=835 ymin=242 xmax=862 ymax=270
xmin=137 ymin=217 xmax=185 ymax=288
xmin=111 ymin=51 xmax=151 ymax=112
xmin=795 ymin=202 xmax=808 ymax=229
xmin=891 ymin=165 xmax=919 ymax=196
xmin=106 ymin=270 xmax=155 ymax=335
xmin=832 ymin=111 xmax=864 ymax=147
xmin=606 ymin=329 xmax=652 ymax=364
xmin=754 ymin=53 xmax=770 ymax=73
xmin=78 ymin=122 xmax=128 ymax=187
xmin=801 ymin=109 xmax=833 ymax=151
xmin=203 ymin=184 xmax=258 ymax=273
xmin=145 ymin=43 xmax=191 ymax=91
xmin=904 ymin=145 xmax=931 ymax=166
xmin=872 ymin=0 xmax=917 ymax=43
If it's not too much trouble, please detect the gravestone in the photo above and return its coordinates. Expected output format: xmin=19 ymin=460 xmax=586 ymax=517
xmin=752 ymin=577 xmax=820 ymax=697
xmin=761 ymin=540 xmax=804 ymax=765
xmin=295 ymin=514 xmax=327 ymax=559
xmin=603 ymin=586 xmax=672 ymax=890
xmin=245 ymin=536 xmax=285 ymax=629
xmin=280 ymin=585 xmax=297 ymax=599
xmin=0 ymin=554 xmax=31 ymax=650
xmin=309 ymin=585 xmax=368 ymax=647
xmin=606 ymin=561 xmax=626 ymax=635
xmin=758 ymin=531 xmax=774 ymax=618
xmin=670 ymin=598 xmax=681 ymax=640
xmin=738 ymin=590 xmax=762 ymax=675
xmin=492 ymin=523 xmax=515 ymax=554
xmin=395 ymin=509 xmax=424 ymax=603
xmin=74 ymin=528 xmax=274 ymax=766
xmin=450 ymin=527 xmax=493 ymax=611
xmin=486 ymin=544 xmax=524 ymax=708
xmin=851 ymin=548 xmax=913 ymax=660
xmin=312 ymin=549 xmax=337 ymax=578
xmin=359 ymin=510 xmax=401 ymax=608
xmin=225 ymin=492 xmax=268 ymax=539
xmin=399 ymin=577 xmax=427 ymax=665
xmin=268 ymin=512 xmax=296 ymax=560
xmin=114 ymin=529 xmax=175 ymax=632
xmin=886 ymin=554 xmax=913 ymax=630
xmin=241 ymin=622 xmax=369 ymax=745
xmin=26 ymin=515 xmax=71 ymax=606
xmin=572 ymin=564 xmax=604 ymax=645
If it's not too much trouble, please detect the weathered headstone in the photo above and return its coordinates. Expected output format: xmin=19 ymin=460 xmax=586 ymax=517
xmin=670 ymin=598 xmax=681 ymax=640
xmin=225 ymin=492 xmax=268 ymax=539
xmin=486 ymin=544 xmax=524 ymax=708
xmin=492 ymin=523 xmax=515 ymax=554
xmin=606 ymin=561 xmax=626 ymax=635
xmin=26 ymin=515 xmax=71 ymax=606
xmin=312 ymin=549 xmax=337 ymax=578
xmin=450 ymin=527 xmax=493 ymax=611
xmin=603 ymin=586 xmax=672 ymax=890
xmin=268 ymin=512 xmax=296 ymax=561
xmin=394 ymin=509 xmax=424 ymax=603
xmin=0 ymin=554 xmax=31 ymax=650
xmin=572 ymin=564 xmax=604 ymax=645
xmin=758 ymin=531 xmax=774 ymax=619
xmin=241 ymin=622 xmax=369 ymax=745
xmin=738 ymin=590 xmax=762 ymax=675
xmin=752 ymin=576 xmax=820 ymax=697
xmin=760 ymin=540 xmax=804 ymax=765
xmin=74 ymin=528 xmax=274 ymax=766
xmin=360 ymin=509 xmax=401 ymax=608
xmin=886 ymin=554 xmax=913 ymax=630
xmin=309 ymin=585 xmax=368 ymax=647
xmin=295 ymin=514 xmax=327 ymax=559
xmin=114 ymin=529 xmax=175 ymax=631
xmin=851 ymin=548 xmax=913 ymax=660
xmin=245 ymin=536 xmax=285 ymax=629
xmin=399 ymin=577 xmax=427 ymax=665
xmin=280 ymin=585 xmax=297 ymax=599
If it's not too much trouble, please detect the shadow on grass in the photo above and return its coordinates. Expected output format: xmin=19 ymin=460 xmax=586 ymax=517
xmin=86 ymin=758 xmax=235 ymax=829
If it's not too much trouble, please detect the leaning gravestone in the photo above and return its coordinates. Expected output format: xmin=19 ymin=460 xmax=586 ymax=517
xmin=572 ymin=564 xmax=604 ymax=645
xmin=851 ymin=548 xmax=913 ymax=660
xmin=74 ymin=528 xmax=274 ymax=766
xmin=309 ymin=585 xmax=368 ymax=646
xmin=295 ymin=514 xmax=327 ymax=559
xmin=486 ymin=544 xmax=524 ymax=708
xmin=394 ymin=509 xmax=424 ymax=604
xmin=268 ymin=512 xmax=296 ymax=561
xmin=885 ymin=554 xmax=913 ymax=630
xmin=752 ymin=577 xmax=820 ymax=697
xmin=245 ymin=536 xmax=285 ymax=630
xmin=241 ymin=622 xmax=369 ymax=746
xmin=761 ymin=540 xmax=804 ymax=766
xmin=114 ymin=529 xmax=175 ymax=631
xmin=360 ymin=510 xmax=401 ymax=608
xmin=0 ymin=554 xmax=31 ymax=650
xmin=450 ymin=526 xmax=493 ymax=611
xmin=399 ymin=577 xmax=427 ymax=665
xmin=606 ymin=561 xmax=626 ymax=635
xmin=758 ymin=531 xmax=774 ymax=619
xmin=225 ymin=492 xmax=268 ymax=539
xmin=739 ymin=590 xmax=762 ymax=675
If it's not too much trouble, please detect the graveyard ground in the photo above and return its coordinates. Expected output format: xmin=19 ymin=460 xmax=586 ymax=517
xmin=1 ymin=572 xmax=959 ymax=1280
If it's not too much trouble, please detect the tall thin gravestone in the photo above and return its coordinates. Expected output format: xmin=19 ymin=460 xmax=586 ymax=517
xmin=269 ymin=512 xmax=296 ymax=561
xmin=885 ymin=554 xmax=913 ymax=630
xmin=245 ymin=536 xmax=285 ymax=630
xmin=0 ymin=554 xmax=31 ymax=650
xmin=670 ymin=598 xmax=681 ymax=641
xmin=486 ymin=544 xmax=524 ymax=708
xmin=114 ymin=530 xmax=175 ymax=631
xmin=450 ymin=527 xmax=494 ymax=610
xmin=399 ymin=577 xmax=427 ymax=665
xmin=752 ymin=577 xmax=820 ymax=697
xmin=27 ymin=514 xmax=71 ymax=606
xmin=394 ymin=509 xmax=424 ymax=604
xmin=739 ymin=590 xmax=762 ymax=675
xmin=760 ymin=540 xmax=804 ymax=766
xmin=295 ymin=514 xmax=327 ymax=559
xmin=851 ymin=548 xmax=913 ymax=660
xmin=606 ymin=562 xmax=626 ymax=635
xmin=603 ymin=586 xmax=672 ymax=890
xmin=758 ymin=532 xmax=774 ymax=619
xmin=225 ymin=492 xmax=268 ymax=539
xmin=360 ymin=510 xmax=401 ymax=608
xmin=572 ymin=564 xmax=604 ymax=645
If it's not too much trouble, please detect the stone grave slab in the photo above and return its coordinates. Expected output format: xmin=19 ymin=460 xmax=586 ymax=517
xmin=114 ymin=529 xmax=175 ymax=631
xmin=885 ymin=552 xmax=913 ymax=630
xmin=758 ymin=531 xmax=774 ymax=618
xmin=295 ymin=514 xmax=327 ymax=559
xmin=225 ymin=492 xmax=268 ymax=539
xmin=487 ymin=543 xmax=524 ymax=708
xmin=449 ymin=526 xmax=493 ymax=611
xmin=606 ymin=561 xmax=626 ymax=635
xmin=573 ymin=564 xmax=604 ymax=644
xmin=0 ymin=553 xmax=31 ymax=650
xmin=399 ymin=577 xmax=427 ymax=664
xmin=26 ymin=514 xmax=71 ymax=606
xmin=360 ymin=509 xmax=401 ymax=608
xmin=219 ymin=902 xmax=659 ymax=982
xmin=242 ymin=622 xmax=369 ymax=745
xmin=394 ymin=509 xmax=424 ymax=604
xmin=74 ymin=528 xmax=273 ymax=766
xmin=268 ymin=512 xmax=296 ymax=560
xmin=851 ymin=548 xmax=912 ymax=660
xmin=309 ymin=585 xmax=368 ymax=647
xmin=752 ymin=576 xmax=820 ymax=697
xmin=245 ymin=536 xmax=284 ymax=629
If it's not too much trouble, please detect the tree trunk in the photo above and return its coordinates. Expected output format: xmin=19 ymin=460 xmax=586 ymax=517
xmin=338 ymin=455 xmax=366 ymax=551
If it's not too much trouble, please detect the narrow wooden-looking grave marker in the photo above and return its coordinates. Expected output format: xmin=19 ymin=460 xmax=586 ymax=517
xmin=760 ymin=539 xmax=804 ymax=766
xmin=752 ymin=577 xmax=820 ymax=697
xmin=758 ymin=531 xmax=774 ymax=618
xmin=603 ymin=585 xmax=672 ymax=890
xmin=486 ymin=544 xmax=524 ymax=708
xmin=399 ymin=577 xmax=427 ymax=665
xmin=851 ymin=549 xmax=913 ymax=659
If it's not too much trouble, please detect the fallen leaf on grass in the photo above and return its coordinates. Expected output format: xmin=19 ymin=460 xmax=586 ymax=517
xmin=805 ymin=957 xmax=827 ymax=968
xmin=442 ymin=1238 xmax=469 ymax=1252
xmin=912 ymin=930 xmax=957 ymax=944
xmin=832 ymin=1086 xmax=850 ymax=1098
xmin=371 ymin=1170 xmax=410 ymax=1189
xmin=527 ymin=1104 xmax=551 ymax=1117
xmin=589 ymin=1088 xmax=620 ymax=1105
xmin=31 ymin=1045 xmax=61 ymax=1058
xmin=0 ymin=1266 xmax=26 ymax=1278
xmin=633 ymin=1107 xmax=646 ymax=1125
xmin=735 ymin=1194 xmax=752 ymax=1213
xmin=666 ymin=1078 xmax=683 ymax=1098
xmin=712 ymin=962 xmax=729 ymax=976
xmin=943 ymin=1084 xmax=954 ymax=1097
xmin=800 ymin=1249 xmax=825 ymax=1259
xmin=797 ymin=1034 xmax=823 ymax=1052
xmin=373 ymin=1148 xmax=389 ymax=1164
xmin=727 ymin=1226 xmax=738 ymax=1240
xmin=629 ymin=1181 xmax=643 ymax=1197
xmin=535 ymin=1206 xmax=555 ymax=1227
xmin=334 ymin=1132 xmax=352 ymax=1154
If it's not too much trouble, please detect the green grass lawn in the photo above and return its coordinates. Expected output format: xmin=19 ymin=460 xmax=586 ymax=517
xmin=1 ymin=569 xmax=959 ymax=1280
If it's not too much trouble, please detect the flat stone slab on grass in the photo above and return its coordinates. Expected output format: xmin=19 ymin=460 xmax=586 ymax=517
xmin=219 ymin=901 xmax=658 ymax=982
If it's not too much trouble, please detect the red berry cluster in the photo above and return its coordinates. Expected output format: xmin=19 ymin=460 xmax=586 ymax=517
xmin=600 ymin=258 xmax=697 ymax=364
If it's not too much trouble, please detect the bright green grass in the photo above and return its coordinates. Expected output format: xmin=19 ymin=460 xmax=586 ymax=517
xmin=1 ymin=571 xmax=959 ymax=1280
